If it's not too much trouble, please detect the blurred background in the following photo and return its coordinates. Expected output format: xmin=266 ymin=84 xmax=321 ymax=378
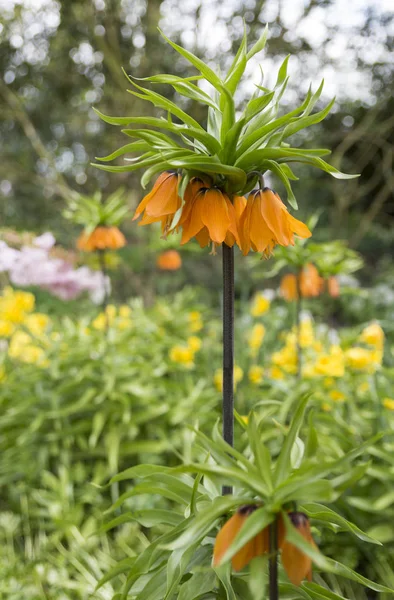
xmin=1 ymin=0 xmax=393 ymax=309
xmin=1 ymin=3 xmax=394 ymax=598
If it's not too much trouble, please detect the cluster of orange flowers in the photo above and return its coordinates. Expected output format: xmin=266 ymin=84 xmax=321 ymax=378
xmin=214 ymin=507 xmax=316 ymax=586
xmin=77 ymin=226 xmax=126 ymax=252
xmin=280 ymin=264 xmax=339 ymax=301
xmin=133 ymin=171 xmax=311 ymax=256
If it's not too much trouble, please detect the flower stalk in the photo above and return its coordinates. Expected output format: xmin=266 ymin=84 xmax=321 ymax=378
xmin=222 ymin=242 xmax=234 ymax=495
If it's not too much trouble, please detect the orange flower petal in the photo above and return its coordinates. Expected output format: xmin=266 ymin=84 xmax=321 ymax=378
xmin=195 ymin=227 xmax=211 ymax=248
xmin=180 ymin=191 xmax=205 ymax=245
xmin=281 ymin=512 xmax=317 ymax=586
xmin=201 ymin=188 xmax=231 ymax=244
xmin=280 ymin=274 xmax=298 ymax=301
xmin=259 ymin=189 xmax=293 ymax=247
xmin=286 ymin=213 xmax=312 ymax=240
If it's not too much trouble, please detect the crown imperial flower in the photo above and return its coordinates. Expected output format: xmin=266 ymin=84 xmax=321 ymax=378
xmin=239 ymin=188 xmax=311 ymax=256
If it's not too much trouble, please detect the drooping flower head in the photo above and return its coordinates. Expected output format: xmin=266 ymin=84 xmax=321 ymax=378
xmin=133 ymin=171 xmax=181 ymax=236
xmin=77 ymin=226 xmax=126 ymax=252
xmin=299 ymin=264 xmax=323 ymax=298
xmin=213 ymin=507 xmax=316 ymax=586
xmin=280 ymin=273 xmax=298 ymax=301
xmin=179 ymin=186 xmax=241 ymax=253
xmin=156 ymin=250 xmax=182 ymax=271
xmin=239 ymin=188 xmax=311 ymax=256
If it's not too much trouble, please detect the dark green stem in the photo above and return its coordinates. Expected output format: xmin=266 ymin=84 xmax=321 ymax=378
xmin=269 ymin=519 xmax=279 ymax=600
xmin=222 ymin=243 xmax=234 ymax=495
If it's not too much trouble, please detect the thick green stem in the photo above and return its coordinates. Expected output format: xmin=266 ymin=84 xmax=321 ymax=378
xmin=222 ymin=243 xmax=234 ymax=495
xmin=269 ymin=519 xmax=279 ymax=600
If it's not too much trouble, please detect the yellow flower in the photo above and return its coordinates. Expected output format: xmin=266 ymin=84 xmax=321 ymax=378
xmin=360 ymin=323 xmax=384 ymax=349
xmin=271 ymin=346 xmax=297 ymax=373
xmin=383 ymin=398 xmax=394 ymax=411
xmin=92 ymin=313 xmax=107 ymax=330
xmin=214 ymin=365 xmax=243 ymax=392
xmin=250 ymin=293 xmax=270 ymax=317
xmin=248 ymin=324 xmax=266 ymax=354
xmin=321 ymin=402 xmax=332 ymax=412
xmin=169 ymin=345 xmax=194 ymax=367
xmin=313 ymin=341 xmax=323 ymax=353
xmin=214 ymin=369 xmax=223 ymax=392
xmin=234 ymin=365 xmax=244 ymax=384
xmin=8 ymin=331 xmax=47 ymax=366
xmin=314 ymin=354 xmax=345 ymax=378
xmin=297 ymin=319 xmax=314 ymax=348
xmin=346 ymin=347 xmax=380 ymax=372
xmin=240 ymin=415 xmax=249 ymax=425
xmin=8 ymin=331 xmax=32 ymax=357
xmin=303 ymin=362 xmax=317 ymax=378
xmin=188 ymin=336 xmax=202 ymax=352
xmin=188 ymin=311 xmax=203 ymax=332
xmin=248 ymin=365 xmax=264 ymax=385
xmin=24 ymin=313 xmax=51 ymax=336
xmin=269 ymin=366 xmax=284 ymax=380
xmin=117 ymin=318 xmax=132 ymax=331
xmin=105 ymin=304 xmax=117 ymax=319
xmin=0 ymin=320 xmax=14 ymax=337
xmin=329 ymin=390 xmax=345 ymax=402
xmin=119 ymin=305 xmax=132 ymax=318
xmin=13 ymin=290 xmax=35 ymax=312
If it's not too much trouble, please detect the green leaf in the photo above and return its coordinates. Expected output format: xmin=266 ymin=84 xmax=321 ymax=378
xmin=95 ymin=557 xmax=136 ymax=590
xmin=246 ymin=25 xmax=269 ymax=61
xmin=263 ymin=160 xmax=298 ymax=209
xmin=178 ymin=570 xmax=217 ymax=600
xmin=273 ymin=393 xmax=311 ymax=486
xmin=301 ymin=502 xmax=381 ymax=545
xmin=247 ymin=412 xmax=273 ymax=493
xmin=128 ymin=82 xmax=203 ymax=131
xmin=174 ymin=462 xmax=268 ymax=497
xmin=159 ymin=29 xmax=224 ymax=92
xmin=305 ymin=411 xmax=318 ymax=458
xmin=214 ymin=563 xmax=237 ymax=600
xmin=165 ymin=495 xmax=246 ymax=550
xmin=96 ymin=142 xmax=151 ymax=162
xmin=225 ymin=26 xmax=247 ymax=94
xmin=284 ymin=155 xmax=359 ymax=179
xmin=282 ymin=98 xmax=335 ymax=139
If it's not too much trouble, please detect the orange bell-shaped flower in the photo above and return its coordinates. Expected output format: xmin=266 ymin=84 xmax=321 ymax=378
xmin=133 ymin=171 xmax=181 ymax=235
xmin=239 ymin=188 xmax=311 ymax=256
xmin=299 ymin=264 xmax=323 ymax=298
xmin=156 ymin=250 xmax=182 ymax=271
xmin=213 ymin=506 xmax=285 ymax=571
xmin=327 ymin=276 xmax=340 ymax=298
xmin=280 ymin=273 xmax=298 ymax=301
xmin=179 ymin=186 xmax=240 ymax=250
xmin=281 ymin=512 xmax=317 ymax=586
xmin=77 ymin=226 xmax=126 ymax=252
xmin=224 ymin=195 xmax=247 ymax=247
